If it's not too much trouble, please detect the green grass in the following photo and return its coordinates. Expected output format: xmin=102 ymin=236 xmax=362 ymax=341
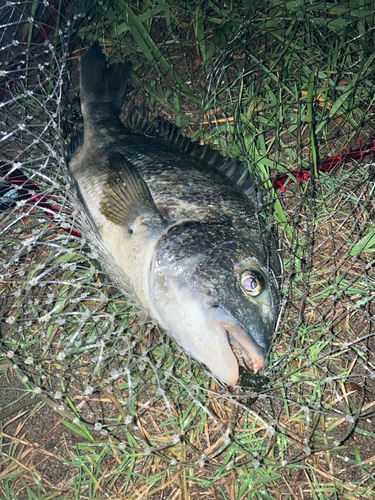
xmin=1 ymin=0 xmax=375 ymax=498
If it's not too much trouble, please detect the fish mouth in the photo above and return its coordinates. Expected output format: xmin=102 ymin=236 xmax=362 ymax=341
xmin=213 ymin=307 xmax=266 ymax=380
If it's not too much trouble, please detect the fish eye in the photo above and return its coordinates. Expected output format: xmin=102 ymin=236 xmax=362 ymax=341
xmin=240 ymin=271 xmax=262 ymax=297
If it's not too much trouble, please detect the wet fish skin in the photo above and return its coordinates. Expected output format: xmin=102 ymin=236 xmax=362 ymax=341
xmin=68 ymin=43 xmax=281 ymax=386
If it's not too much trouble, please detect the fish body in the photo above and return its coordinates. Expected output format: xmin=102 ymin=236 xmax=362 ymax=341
xmin=68 ymin=43 xmax=281 ymax=386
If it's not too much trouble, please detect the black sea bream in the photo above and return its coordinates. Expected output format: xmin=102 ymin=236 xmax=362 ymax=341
xmin=68 ymin=43 xmax=281 ymax=386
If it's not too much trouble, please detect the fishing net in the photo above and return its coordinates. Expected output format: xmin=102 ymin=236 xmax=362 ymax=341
xmin=1 ymin=1 xmax=374 ymax=497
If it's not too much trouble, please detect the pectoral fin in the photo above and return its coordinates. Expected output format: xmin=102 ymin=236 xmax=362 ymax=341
xmin=100 ymin=152 xmax=161 ymax=227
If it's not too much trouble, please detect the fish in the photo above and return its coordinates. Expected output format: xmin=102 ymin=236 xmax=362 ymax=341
xmin=68 ymin=43 xmax=281 ymax=386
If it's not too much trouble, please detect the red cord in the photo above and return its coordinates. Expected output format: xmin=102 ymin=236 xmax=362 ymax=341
xmin=273 ymin=137 xmax=375 ymax=192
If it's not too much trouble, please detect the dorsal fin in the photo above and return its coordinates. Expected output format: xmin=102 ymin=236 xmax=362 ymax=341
xmin=124 ymin=107 xmax=260 ymax=199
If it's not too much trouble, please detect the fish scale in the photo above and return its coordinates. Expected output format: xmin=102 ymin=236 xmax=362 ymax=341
xmin=68 ymin=42 xmax=281 ymax=386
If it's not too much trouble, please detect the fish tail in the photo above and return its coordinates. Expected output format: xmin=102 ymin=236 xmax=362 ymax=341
xmin=80 ymin=42 xmax=132 ymax=114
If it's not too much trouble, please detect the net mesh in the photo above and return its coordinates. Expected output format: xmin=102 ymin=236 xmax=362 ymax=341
xmin=1 ymin=1 xmax=375 ymax=497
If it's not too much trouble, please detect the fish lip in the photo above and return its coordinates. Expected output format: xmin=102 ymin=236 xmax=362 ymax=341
xmin=213 ymin=307 xmax=267 ymax=376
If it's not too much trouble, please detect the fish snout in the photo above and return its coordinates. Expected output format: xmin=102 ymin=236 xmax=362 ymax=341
xmin=213 ymin=307 xmax=268 ymax=383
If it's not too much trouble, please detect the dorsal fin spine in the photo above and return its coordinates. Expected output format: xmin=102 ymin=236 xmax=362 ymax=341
xmin=237 ymin=168 xmax=249 ymax=186
xmin=224 ymin=159 xmax=238 ymax=177
xmin=215 ymin=157 xmax=230 ymax=172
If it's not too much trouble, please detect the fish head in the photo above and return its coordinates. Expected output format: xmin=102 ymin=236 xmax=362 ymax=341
xmin=149 ymin=221 xmax=281 ymax=386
